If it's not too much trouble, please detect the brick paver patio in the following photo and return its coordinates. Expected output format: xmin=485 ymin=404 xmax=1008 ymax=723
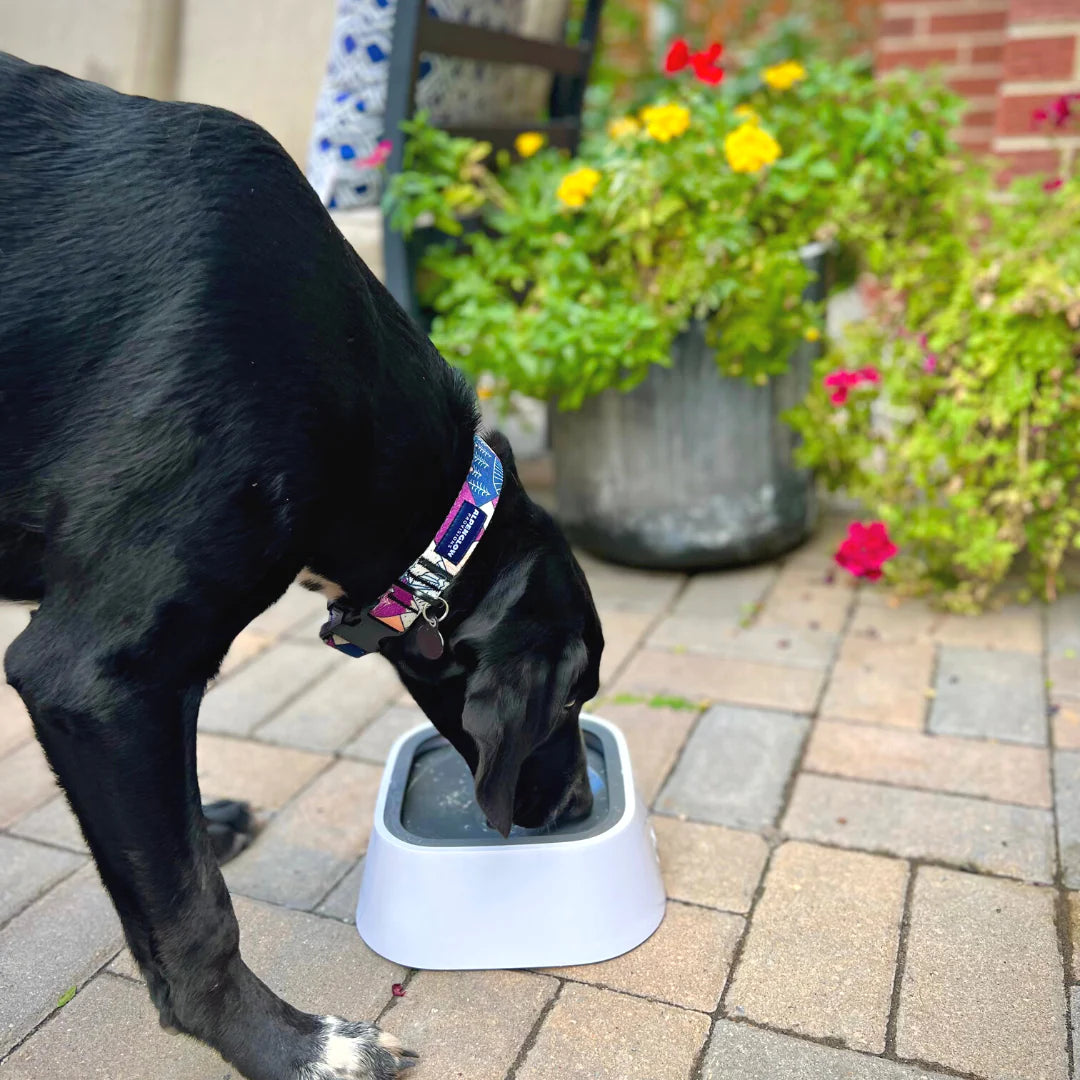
xmin=1 ymin=513 xmax=1078 ymax=1079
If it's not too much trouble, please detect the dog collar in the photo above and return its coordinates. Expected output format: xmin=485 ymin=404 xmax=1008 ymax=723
xmin=319 ymin=434 xmax=503 ymax=659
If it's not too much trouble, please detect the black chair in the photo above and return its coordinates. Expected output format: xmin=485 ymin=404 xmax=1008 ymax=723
xmin=382 ymin=0 xmax=605 ymax=322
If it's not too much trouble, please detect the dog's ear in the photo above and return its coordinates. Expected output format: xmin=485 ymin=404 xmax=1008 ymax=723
xmin=461 ymin=654 xmax=540 ymax=837
xmin=462 ymin=642 xmax=584 ymax=837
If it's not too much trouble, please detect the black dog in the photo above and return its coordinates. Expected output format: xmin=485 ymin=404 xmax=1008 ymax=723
xmin=0 ymin=53 xmax=602 ymax=1080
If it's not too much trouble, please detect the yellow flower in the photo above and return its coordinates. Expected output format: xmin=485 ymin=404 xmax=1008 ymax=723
xmin=804 ymin=327 xmax=821 ymax=342
xmin=639 ymin=103 xmax=691 ymax=143
xmin=762 ymin=60 xmax=806 ymax=91
xmin=724 ymin=122 xmax=781 ymax=173
xmin=514 ymin=131 xmax=545 ymax=158
xmin=607 ymin=116 xmax=640 ymax=138
xmin=557 ymin=166 xmax=601 ymax=208
xmin=734 ymin=104 xmax=760 ymax=124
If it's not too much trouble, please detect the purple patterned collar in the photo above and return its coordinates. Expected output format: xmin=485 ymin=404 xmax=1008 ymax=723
xmin=319 ymin=435 xmax=503 ymax=659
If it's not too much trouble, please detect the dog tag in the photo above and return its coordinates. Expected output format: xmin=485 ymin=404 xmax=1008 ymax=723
xmin=415 ymin=621 xmax=444 ymax=660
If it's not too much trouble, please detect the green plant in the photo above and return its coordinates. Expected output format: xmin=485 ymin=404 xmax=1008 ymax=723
xmin=788 ymin=176 xmax=1080 ymax=611
xmin=387 ymin=31 xmax=961 ymax=409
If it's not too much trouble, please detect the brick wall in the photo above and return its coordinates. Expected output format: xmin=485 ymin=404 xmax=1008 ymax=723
xmin=877 ymin=0 xmax=1010 ymax=155
xmin=876 ymin=0 xmax=1080 ymax=177
xmin=993 ymin=0 xmax=1080 ymax=179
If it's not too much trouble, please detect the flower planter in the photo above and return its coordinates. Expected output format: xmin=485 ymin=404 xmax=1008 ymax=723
xmin=549 ymin=244 xmax=826 ymax=571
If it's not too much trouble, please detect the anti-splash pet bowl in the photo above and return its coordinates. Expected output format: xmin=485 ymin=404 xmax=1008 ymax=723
xmin=356 ymin=714 xmax=666 ymax=970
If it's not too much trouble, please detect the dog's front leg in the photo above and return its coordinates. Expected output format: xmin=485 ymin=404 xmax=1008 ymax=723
xmin=5 ymin=607 xmax=414 ymax=1080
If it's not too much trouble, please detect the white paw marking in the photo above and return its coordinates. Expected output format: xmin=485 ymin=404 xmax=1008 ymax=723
xmin=301 ymin=1016 xmax=408 ymax=1080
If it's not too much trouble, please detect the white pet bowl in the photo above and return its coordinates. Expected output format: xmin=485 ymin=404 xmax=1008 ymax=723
xmin=355 ymin=714 xmax=666 ymax=970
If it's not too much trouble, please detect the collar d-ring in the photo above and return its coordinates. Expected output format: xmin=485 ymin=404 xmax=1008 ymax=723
xmin=419 ymin=596 xmax=450 ymax=626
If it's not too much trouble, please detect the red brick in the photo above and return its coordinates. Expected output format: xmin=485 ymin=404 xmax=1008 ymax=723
xmin=1004 ymin=37 xmax=1076 ymax=81
xmin=930 ymin=11 xmax=1009 ymax=33
xmin=882 ymin=17 xmax=916 ymax=35
xmin=1011 ymin=0 xmax=1080 ymax=21
xmin=973 ymin=44 xmax=1005 ymax=64
xmin=996 ymin=93 xmax=1068 ymax=135
xmin=963 ymin=109 xmax=998 ymax=128
xmin=877 ymin=47 xmax=959 ymax=71
xmin=995 ymin=149 xmax=1065 ymax=184
xmin=950 ymin=77 xmax=1003 ymax=95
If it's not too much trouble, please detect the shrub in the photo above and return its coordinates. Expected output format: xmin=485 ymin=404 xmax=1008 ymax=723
xmin=386 ymin=32 xmax=961 ymax=408
xmin=789 ymin=176 xmax=1080 ymax=610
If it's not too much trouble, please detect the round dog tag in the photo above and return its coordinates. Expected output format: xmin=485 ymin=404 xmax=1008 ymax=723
xmin=415 ymin=621 xmax=445 ymax=660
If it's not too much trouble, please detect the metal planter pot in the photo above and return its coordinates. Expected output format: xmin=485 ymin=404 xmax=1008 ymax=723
xmin=550 ymin=243 xmax=826 ymax=571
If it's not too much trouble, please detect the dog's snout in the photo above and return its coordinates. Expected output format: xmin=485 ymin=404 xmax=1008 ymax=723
xmin=558 ymin=770 xmax=594 ymax=825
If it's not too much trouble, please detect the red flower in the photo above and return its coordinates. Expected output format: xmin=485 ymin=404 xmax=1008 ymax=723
xmin=664 ymin=38 xmax=691 ymax=74
xmin=391 ymin=983 xmax=406 ymax=997
xmin=834 ymin=521 xmax=898 ymax=582
xmin=1044 ymin=177 xmax=1064 ymax=192
xmin=663 ymin=39 xmax=724 ymax=85
xmin=692 ymin=52 xmax=725 ymax=84
xmin=858 ymin=366 xmax=881 ymax=383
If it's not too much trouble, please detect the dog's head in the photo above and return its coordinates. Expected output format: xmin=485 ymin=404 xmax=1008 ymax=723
xmin=385 ymin=433 xmax=603 ymax=836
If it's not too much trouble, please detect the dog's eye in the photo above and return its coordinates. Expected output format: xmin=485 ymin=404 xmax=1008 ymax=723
xmin=564 ymin=699 xmax=576 ymax=710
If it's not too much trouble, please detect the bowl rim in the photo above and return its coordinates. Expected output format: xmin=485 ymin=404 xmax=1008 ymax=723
xmin=378 ymin=714 xmax=632 ymax=850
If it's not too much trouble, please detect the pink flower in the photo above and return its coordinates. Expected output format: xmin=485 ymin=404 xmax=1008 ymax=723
xmin=391 ymin=983 xmax=406 ymax=997
xmin=823 ymin=367 xmax=879 ymax=406
xmin=1044 ymin=177 xmax=1064 ymax=192
xmin=356 ymin=139 xmax=393 ymax=168
xmin=1033 ymin=93 xmax=1080 ymax=129
xmin=834 ymin=521 xmax=898 ymax=582
xmin=923 ymin=353 xmax=938 ymax=373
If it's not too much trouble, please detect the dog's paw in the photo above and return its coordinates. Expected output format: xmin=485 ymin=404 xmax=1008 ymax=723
xmin=302 ymin=1017 xmax=417 ymax=1080
xmin=203 ymin=798 xmax=257 ymax=864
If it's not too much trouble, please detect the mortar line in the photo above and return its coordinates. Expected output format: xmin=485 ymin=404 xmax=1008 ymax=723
xmin=0 ymin=966 xmax=112 ymax=1067
xmin=1044 ymin=602 xmax=1076 ymax=1080
xmin=376 ymin=968 xmax=419 ymax=1026
xmin=922 ymin=642 xmax=940 ymax=734
xmin=772 ymin=575 xmax=861 ymax=832
xmin=803 ymin=710 xmax=1050 ymax=744
xmin=797 ymin=768 xmax=1053 ymax=812
xmin=717 ymin=1014 xmax=987 ymax=1080
xmin=504 ymin=980 xmax=564 ymax=1080
xmin=691 ymin=842 xmax=781 ymax=1080
xmin=596 ymin=573 xmax=692 ymax=699
xmin=309 ymin=853 xmax=365 ymax=915
xmin=0 ymin=856 xmax=86 ymax=935
xmin=883 ymin=860 xmax=918 ymax=1056
xmin=697 ymin=577 xmax=859 ymax=1078
xmin=529 ymin=971 xmax=715 ymax=1016
xmin=648 ymin=810 xmax=1053 ymax=887
xmin=246 ymin=654 xmax=344 ymax=740
xmin=602 ymin=573 xmax=714 ymax=813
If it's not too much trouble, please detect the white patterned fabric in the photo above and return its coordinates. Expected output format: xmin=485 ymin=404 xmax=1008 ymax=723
xmin=307 ymin=0 xmax=561 ymax=210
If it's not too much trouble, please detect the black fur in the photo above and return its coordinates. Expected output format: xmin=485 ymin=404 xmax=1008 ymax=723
xmin=0 ymin=53 xmax=602 ymax=1080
